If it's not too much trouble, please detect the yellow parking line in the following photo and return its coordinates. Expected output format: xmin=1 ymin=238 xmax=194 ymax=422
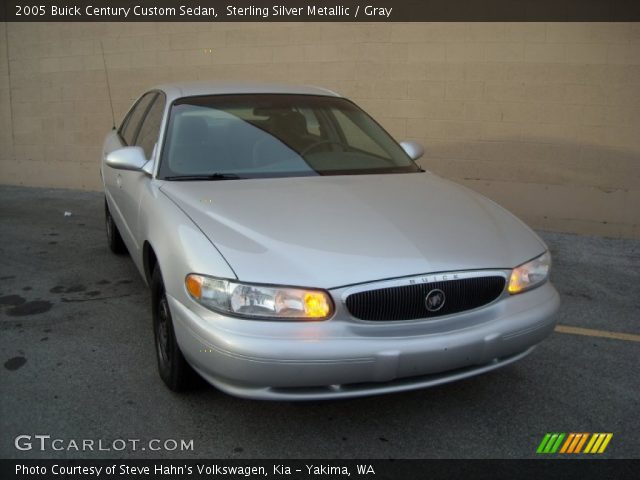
xmin=555 ymin=325 xmax=640 ymax=343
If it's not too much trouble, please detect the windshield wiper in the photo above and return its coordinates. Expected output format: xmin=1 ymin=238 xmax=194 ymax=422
xmin=163 ymin=173 xmax=245 ymax=181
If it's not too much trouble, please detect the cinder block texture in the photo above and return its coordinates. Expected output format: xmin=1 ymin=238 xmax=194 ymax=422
xmin=0 ymin=22 xmax=638 ymax=237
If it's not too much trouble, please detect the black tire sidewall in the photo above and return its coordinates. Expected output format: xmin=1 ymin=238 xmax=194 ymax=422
xmin=151 ymin=266 xmax=193 ymax=391
xmin=104 ymin=199 xmax=127 ymax=254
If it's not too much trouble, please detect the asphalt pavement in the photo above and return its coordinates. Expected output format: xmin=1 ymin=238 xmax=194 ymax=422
xmin=0 ymin=185 xmax=638 ymax=459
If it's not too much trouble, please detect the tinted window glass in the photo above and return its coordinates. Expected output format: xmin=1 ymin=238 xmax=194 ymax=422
xmin=159 ymin=94 xmax=418 ymax=180
xmin=135 ymin=93 xmax=165 ymax=159
xmin=120 ymin=92 xmax=156 ymax=145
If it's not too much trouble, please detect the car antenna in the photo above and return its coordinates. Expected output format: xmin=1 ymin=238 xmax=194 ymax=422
xmin=100 ymin=40 xmax=116 ymax=130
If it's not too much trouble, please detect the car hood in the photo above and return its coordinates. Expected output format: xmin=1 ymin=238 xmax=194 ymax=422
xmin=159 ymin=173 xmax=546 ymax=289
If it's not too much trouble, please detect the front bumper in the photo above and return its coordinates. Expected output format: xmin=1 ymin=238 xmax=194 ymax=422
xmin=170 ymin=282 xmax=560 ymax=400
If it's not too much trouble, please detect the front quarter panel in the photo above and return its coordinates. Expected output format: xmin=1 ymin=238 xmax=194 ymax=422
xmin=137 ymin=180 xmax=237 ymax=305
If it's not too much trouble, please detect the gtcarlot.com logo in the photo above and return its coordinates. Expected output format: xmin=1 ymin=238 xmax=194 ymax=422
xmin=14 ymin=435 xmax=194 ymax=452
xmin=536 ymin=433 xmax=613 ymax=454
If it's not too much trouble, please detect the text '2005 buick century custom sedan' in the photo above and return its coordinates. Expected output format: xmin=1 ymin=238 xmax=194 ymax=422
xmin=101 ymin=82 xmax=560 ymax=400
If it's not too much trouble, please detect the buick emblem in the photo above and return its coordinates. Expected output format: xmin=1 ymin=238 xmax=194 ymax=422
xmin=425 ymin=289 xmax=446 ymax=312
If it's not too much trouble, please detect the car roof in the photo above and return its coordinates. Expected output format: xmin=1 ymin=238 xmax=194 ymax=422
xmin=151 ymin=82 xmax=342 ymax=102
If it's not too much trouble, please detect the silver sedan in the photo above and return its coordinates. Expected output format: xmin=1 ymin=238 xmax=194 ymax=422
xmin=101 ymin=82 xmax=560 ymax=400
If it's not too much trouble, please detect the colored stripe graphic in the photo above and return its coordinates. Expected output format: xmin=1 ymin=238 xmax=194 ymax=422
xmin=537 ymin=433 xmax=565 ymax=454
xmin=550 ymin=433 xmax=565 ymax=453
xmin=597 ymin=434 xmax=613 ymax=453
xmin=584 ymin=434 xmax=598 ymax=453
xmin=574 ymin=433 xmax=589 ymax=453
xmin=590 ymin=434 xmax=606 ymax=453
xmin=559 ymin=433 xmax=575 ymax=453
xmin=584 ymin=433 xmax=614 ymax=454
xmin=537 ymin=433 xmax=552 ymax=454
xmin=538 ymin=433 xmax=612 ymax=454
xmin=563 ymin=433 xmax=586 ymax=454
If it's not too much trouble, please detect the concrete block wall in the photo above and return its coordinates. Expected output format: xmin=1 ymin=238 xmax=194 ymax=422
xmin=0 ymin=22 xmax=638 ymax=237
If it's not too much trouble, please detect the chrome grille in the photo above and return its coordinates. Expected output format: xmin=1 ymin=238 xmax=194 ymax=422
xmin=345 ymin=276 xmax=506 ymax=321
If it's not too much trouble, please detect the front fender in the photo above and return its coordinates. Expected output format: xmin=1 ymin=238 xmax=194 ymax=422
xmin=137 ymin=180 xmax=237 ymax=307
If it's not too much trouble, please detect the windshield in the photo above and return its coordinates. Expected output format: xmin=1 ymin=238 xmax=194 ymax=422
xmin=158 ymin=94 xmax=420 ymax=180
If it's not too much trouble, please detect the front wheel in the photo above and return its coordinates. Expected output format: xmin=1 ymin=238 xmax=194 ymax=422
xmin=151 ymin=266 xmax=197 ymax=391
xmin=105 ymin=199 xmax=127 ymax=254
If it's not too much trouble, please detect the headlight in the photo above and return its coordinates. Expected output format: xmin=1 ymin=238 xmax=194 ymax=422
xmin=185 ymin=274 xmax=333 ymax=320
xmin=508 ymin=251 xmax=551 ymax=294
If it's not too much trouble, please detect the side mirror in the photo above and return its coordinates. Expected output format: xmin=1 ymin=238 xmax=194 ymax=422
xmin=105 ymin=146 xmax=147 ymax=172
xmin=400 ymin=141 xmax=425 ymax=161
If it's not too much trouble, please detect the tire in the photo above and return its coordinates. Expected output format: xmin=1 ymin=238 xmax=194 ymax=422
xmin=151 ymin=266 xmax=197 ymax=391
xmin=105 ymin=199 xmax=127 ymax=255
